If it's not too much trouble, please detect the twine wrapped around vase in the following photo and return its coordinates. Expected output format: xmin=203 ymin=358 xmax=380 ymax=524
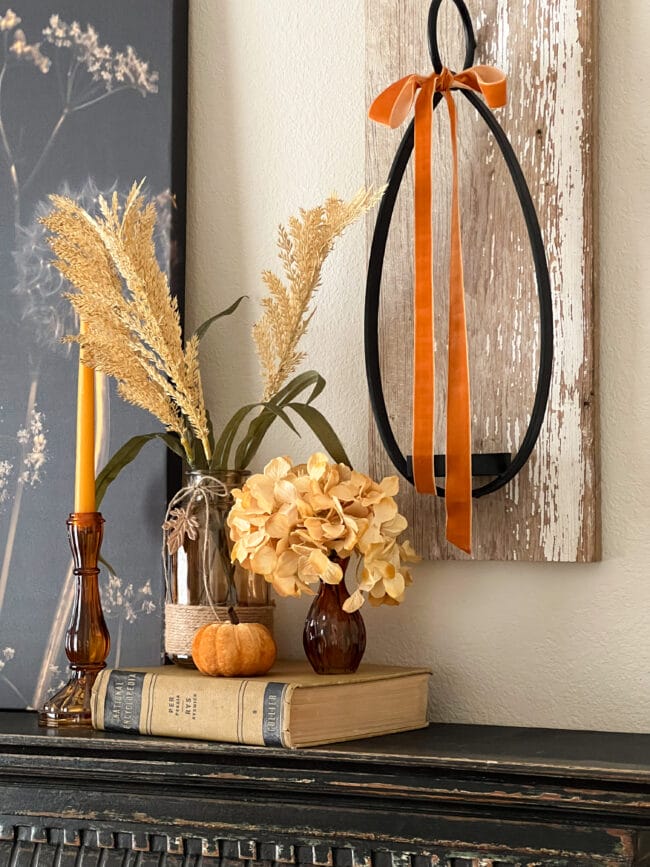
xmin=162 ymin=471 xmax=274 ymax=661
xmin=164 ymin=602 xmax=275 ymax=656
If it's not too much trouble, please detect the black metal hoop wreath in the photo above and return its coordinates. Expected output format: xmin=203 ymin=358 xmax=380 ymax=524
xmin=364 ymin=0 xmax=553 ymax=499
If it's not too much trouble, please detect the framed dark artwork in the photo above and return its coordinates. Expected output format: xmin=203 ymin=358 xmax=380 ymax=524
xmin=0 ymin=0 xmax=188 ymax=708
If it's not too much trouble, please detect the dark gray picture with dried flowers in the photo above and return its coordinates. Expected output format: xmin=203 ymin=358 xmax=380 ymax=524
xmin=0 ymin=1 xmax=187 ymax=708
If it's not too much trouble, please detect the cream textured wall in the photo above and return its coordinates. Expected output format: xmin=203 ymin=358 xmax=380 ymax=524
xmin=187 ymin=1 xmax=650 ymax=732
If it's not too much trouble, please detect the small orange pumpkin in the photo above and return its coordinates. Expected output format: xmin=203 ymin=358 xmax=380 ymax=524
xmin=192 ymin=607 xmax=277 ymax=677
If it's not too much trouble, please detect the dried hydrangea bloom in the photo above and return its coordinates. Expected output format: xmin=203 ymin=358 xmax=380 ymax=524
xmin=228 ymin=452 xmax=420 ymax=609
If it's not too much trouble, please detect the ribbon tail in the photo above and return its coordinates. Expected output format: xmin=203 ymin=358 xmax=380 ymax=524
xmin=443 ymin=91 xmax=472 ymax=554
xmin=412 ymin=79 xmax=436 ymax=493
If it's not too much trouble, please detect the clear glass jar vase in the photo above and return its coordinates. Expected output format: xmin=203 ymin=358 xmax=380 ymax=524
xmin=164 ymin=469 xmax=272 ymax=666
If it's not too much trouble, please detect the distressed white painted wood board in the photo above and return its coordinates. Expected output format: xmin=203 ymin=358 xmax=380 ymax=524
xmin=365 ymin=0 xmax=599 ymax=561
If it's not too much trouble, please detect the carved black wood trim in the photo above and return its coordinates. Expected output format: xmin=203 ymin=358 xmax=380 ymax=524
xmin=0 ymin=825 xmax=606 ymax=867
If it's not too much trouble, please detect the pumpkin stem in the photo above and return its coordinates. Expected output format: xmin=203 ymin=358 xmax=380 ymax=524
xmin=227 ymin=606 xmax=240 ymax=625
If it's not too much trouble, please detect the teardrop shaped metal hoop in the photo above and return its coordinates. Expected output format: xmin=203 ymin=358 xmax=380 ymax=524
xmin=364 ymin=0 xmax=553 ymax=499
xmin=428 ymin=0 xmax=476 ymax=73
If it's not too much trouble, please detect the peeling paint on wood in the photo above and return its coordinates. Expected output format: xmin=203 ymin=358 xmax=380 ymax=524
xmin=365 ymin=0 xmax=599 ymax=561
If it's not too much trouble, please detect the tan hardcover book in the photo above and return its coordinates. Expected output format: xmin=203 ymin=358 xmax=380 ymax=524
xmin=91 ymin=660 xmax=430 ymax=749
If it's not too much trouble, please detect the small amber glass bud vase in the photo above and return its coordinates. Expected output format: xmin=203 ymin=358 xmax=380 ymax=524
xmin=38 ymin=512 xmax=111 ymax=727
xmin=302 ymin=558 xmax=366 ymax=675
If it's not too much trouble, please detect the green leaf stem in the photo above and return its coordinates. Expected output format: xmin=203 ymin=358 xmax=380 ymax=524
xmin=286 ymin=402 xmax=351 ymax=467
xmin=192 ymin=295 xmax=247 ymax=342
xmin=95 ymin=432 xmax=185 ymax=508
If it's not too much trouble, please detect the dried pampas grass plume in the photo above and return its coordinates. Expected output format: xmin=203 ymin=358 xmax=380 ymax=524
xmin=253 ymin=187 xmax=383 ymax=401
xmin=42 ymin=182 xmax=211 ymax=464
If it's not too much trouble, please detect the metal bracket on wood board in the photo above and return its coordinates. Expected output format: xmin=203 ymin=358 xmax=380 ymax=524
xmin=364 ymin=0 xmax=553 ymax=500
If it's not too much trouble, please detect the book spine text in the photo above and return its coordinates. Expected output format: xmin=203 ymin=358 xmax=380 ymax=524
xmin=92 ymin=670 xmax=292 ymax=747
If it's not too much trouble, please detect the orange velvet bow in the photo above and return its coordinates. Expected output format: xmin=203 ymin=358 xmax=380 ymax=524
xmin=369 ymin=65 xmax=506 ymax=554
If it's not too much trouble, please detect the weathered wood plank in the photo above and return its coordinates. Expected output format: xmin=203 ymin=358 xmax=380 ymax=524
xmin=365 ymin=0 xmax=599 ymax=560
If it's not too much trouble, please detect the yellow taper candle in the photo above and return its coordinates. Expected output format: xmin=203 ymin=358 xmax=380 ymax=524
xmin=74 ymin=323 xmax=95 ymax=513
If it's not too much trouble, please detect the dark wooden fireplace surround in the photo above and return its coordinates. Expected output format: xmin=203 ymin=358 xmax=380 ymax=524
xmin=0 ymin=713 xmax=649 ymax=865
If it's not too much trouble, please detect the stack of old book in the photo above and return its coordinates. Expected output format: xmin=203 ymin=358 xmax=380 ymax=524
xmin=91 ymin=660 xmax=430 ymax=749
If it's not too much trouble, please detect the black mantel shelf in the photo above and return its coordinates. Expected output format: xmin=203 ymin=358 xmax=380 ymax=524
xmin=0 ymin=711 xmax=649 ymax=865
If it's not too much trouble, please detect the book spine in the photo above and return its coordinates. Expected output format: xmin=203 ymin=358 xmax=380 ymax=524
xmin=91 ymin=669 xmax=294 ymax=747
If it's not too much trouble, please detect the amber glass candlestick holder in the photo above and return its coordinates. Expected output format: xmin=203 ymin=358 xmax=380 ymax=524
xmin=38 ymin=512 xmax=111 ymax=727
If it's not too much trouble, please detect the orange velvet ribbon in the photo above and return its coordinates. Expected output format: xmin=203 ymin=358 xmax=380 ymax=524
xmin=369 ymin=65 xmax=506 ymax=554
